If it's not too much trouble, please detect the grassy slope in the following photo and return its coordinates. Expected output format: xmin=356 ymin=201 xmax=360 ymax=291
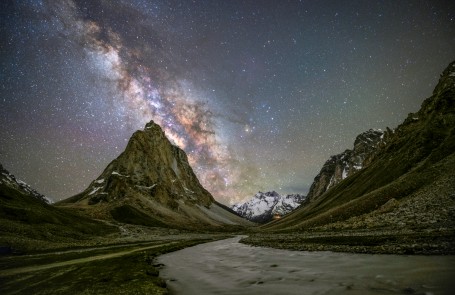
xmin=0 ymin=184 xmax=118 ymax=253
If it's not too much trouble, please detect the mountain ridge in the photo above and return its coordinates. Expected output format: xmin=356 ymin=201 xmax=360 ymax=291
xmin=231 ymin=191 xmax=306 ymax=223
xmin=261 ymin=61 xmax=455 ymax=235
xmin=306 ymin=129 xmax=387 ymax=203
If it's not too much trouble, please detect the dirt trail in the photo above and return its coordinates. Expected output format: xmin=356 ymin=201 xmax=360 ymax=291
xmin=0 ymin=241 xmax=178 ymax=277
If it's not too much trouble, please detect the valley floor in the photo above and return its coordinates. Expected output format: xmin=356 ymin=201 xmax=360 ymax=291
xmin=0 ymin=233 xmax=230 ymax=295
xmin=1 ymin=230 xmax=454 ymax=294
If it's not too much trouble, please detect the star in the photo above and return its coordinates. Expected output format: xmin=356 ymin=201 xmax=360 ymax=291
xmin=0 ymin=0 xmax=454 ymax=205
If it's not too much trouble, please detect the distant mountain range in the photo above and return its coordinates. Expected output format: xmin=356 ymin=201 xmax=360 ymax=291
xmin=231 ymin=191 xmax=306 ymax=223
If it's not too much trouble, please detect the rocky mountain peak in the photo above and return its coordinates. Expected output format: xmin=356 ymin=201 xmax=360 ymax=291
xmin=143 ymin=120 xmax=166 ymax=138
xmin=144 ymin=120 xmax=161 ymax=130
xmin=255 ymin=191 xmax=279 ymax=199
xmin=353 ymin=129 xmax=384 ymax=152
xmin=60 ymin=120 xmax=252 ymax=228
xmin=399 ymin=61 xmax=455 ymax=130
xmin=231 ymin=191 xmax=306 ymax=223
xmin=306 ymin=128 xmax=385 ymax=202
xmin=425 ymin=61 xmax=455 ymax=113
xmin=69 ymin=119 xmax=213 ymax=208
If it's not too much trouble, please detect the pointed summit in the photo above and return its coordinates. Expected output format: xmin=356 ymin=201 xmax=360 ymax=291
xmin=59 ymin=120 xmax=251 ymax=228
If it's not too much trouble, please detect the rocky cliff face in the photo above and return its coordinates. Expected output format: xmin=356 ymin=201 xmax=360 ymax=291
xmin=306 ymin=129 xmax=387 ymax=202
xmin=0 ymin=164 xmax=51 ymax=204
xmin=232 ymin=191 xmax=306 ymax=223
xmin=60 ymin=120 xmax=251 ymax=228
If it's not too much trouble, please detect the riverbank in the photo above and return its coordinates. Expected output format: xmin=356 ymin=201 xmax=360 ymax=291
xmin=0 ymin=235 xmax=230 ymax=295
xmin=241 ymin=228 xmax=455 ymax=255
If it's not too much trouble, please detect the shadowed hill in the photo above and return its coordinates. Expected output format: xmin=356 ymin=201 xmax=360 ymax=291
xmin=0 ymin=165 xmax=117 ymax=253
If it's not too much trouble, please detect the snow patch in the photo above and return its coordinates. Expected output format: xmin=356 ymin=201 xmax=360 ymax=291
xmin=112 ymin=171 xmax=129 ymax=177
xmin=17 ymin=180 xmax=27 ymax=186
xmin=88 ymin=187 xmax=101 ymax=195
xmin=353 ymin=164 xmax=363 ymax=170
xmin=342 ymin=168 xmax=348 ymax=179
xmin=327 ymin=175 xmax=335 ymax=189
xmin=135 ymin=184 xmax=156 ymax=190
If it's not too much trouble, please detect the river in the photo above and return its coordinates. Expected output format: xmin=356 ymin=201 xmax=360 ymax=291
xmin=157 ymin=236 xmax=455 ymax=295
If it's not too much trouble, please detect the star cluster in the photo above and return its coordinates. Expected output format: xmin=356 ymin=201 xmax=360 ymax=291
xmin=1 ymin=0 xmax=454 ymax=204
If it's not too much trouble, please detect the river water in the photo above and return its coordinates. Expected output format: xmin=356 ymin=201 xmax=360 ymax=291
xmin=157 ymin=236 xmax=455 ymax=295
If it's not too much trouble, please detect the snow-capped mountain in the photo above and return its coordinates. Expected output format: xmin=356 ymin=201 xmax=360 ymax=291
xmin=0 ymin=164 xmax=51 ymax=204
xmin=231 ymin=191 xmax=306 ymax=223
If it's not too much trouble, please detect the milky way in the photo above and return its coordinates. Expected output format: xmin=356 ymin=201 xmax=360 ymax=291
xmin=1 ymin=0 xmax=454 ymax=204
xmin=51 ymin=2 xmax=233 ymax=199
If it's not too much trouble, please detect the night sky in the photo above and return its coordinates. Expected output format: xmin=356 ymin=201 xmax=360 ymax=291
xmin=1 ymin=0 xmax=454 ymax=205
